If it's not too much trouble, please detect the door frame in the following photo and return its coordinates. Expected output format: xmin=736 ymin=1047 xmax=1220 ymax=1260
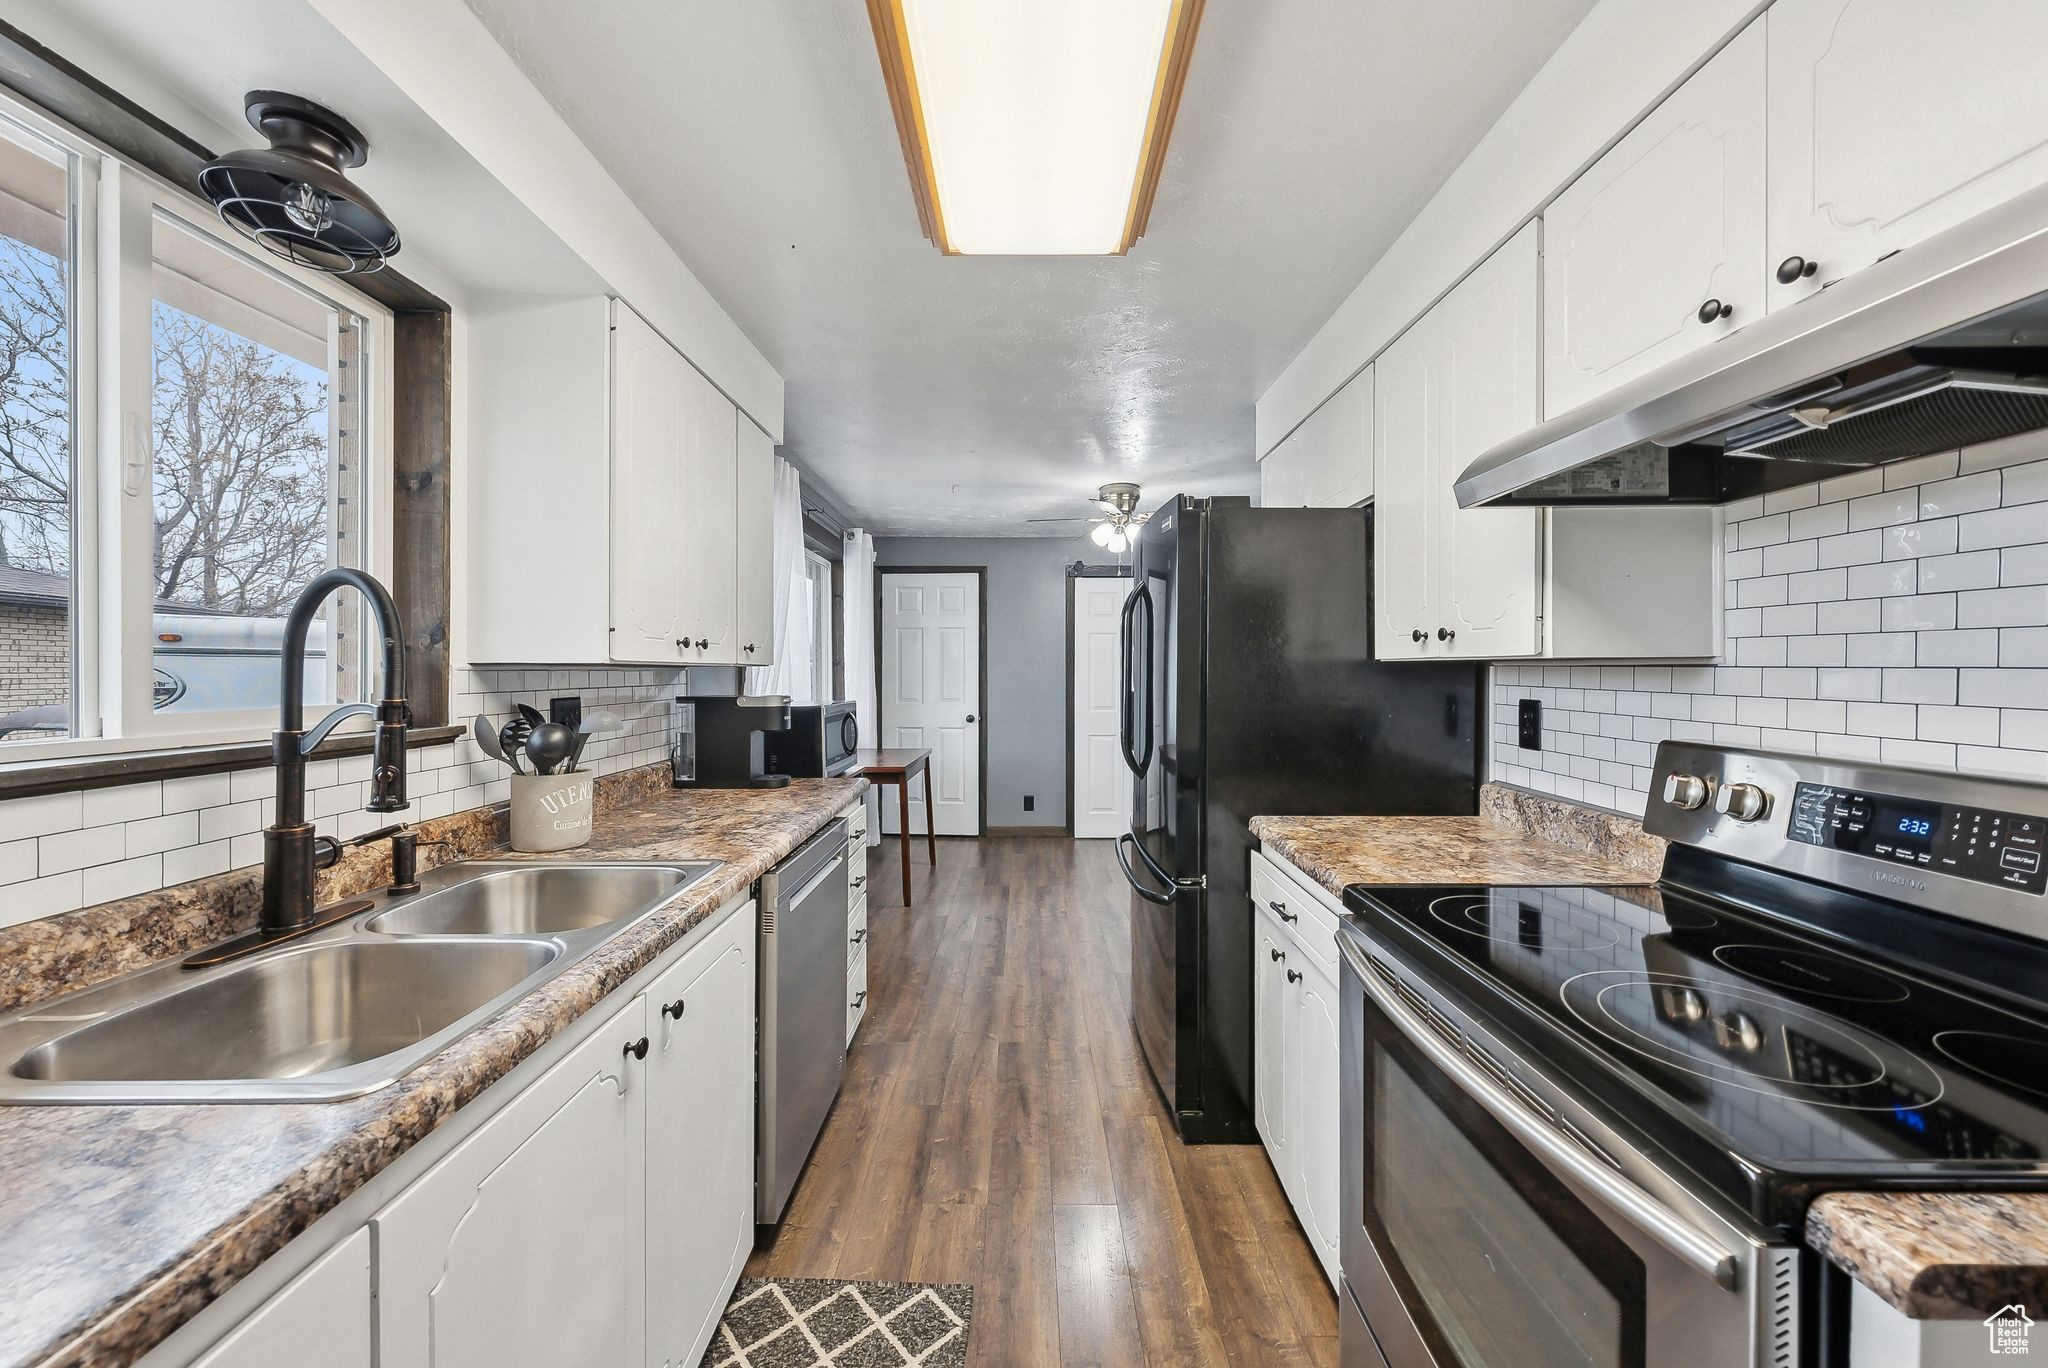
xmin=1064 ymin=563 xmax=1133 ymax=837
xmin=874 ymin=565 xmax=989 ymax=837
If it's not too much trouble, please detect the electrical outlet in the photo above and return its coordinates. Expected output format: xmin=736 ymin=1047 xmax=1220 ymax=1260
xmin=550 ymin=695 xmax=583 ymax=731
xmin=1518 ymin=698 xmax=1542 ymax=750
xmin=1023 ymin=795 xmax=1035 ymax=812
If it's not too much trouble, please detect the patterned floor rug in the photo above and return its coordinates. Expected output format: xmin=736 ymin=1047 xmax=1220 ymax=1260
xmin=698 ymin=1277 xmax=974 ymax=1367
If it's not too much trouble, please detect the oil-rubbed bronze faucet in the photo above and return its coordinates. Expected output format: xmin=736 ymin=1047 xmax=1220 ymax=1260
xmin=187 ymin=569 xmax=410 ymax=968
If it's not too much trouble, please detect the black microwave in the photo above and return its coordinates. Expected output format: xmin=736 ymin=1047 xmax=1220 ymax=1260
xmin=764 ymin=701 xmax=858 ymax=778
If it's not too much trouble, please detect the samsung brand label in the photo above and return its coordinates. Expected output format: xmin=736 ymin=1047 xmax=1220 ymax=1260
xmin=1870 ymin=869 xmax=1926 ymax=892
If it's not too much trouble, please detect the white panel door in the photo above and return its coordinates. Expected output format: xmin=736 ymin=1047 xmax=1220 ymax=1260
xmin=644 ymin=906 xmax=756 ymax=1368
xmin=1767 ymin=0 xmax=2048 ymax=307
xmin=1373 ymin=314 xmax=1438 ymax=660
xmin=1294 ymin=959 xmax=1343 ymax=1290
xmin=1071 ymin=577 xmax=1129 ymax=839
xmin=609 ymin=303 xmax=687 ymax=664
xmin=881 ymin=571 xmax=981 ymax=836
xmin=1259 ymin=427 xmax=1306 ymax=508
xmin=1302 ymin=366 xmax=1374 ymax=508
xmin=676 ymin=360 xmax=739 ymax=664
xmin=1437 ymin=222 xmax=1544 ymax=658
xmin=733 ymin=416 xmax=777 ymax=665
xmin=1543 ymin=22 xmax=1766 ymax=415
xmin=190 ymin=1229 xmax=370 ymax=1368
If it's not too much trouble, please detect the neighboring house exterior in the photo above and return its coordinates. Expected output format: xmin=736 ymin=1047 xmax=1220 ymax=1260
xmin=0 ymin=566 xmax=68 ymax=718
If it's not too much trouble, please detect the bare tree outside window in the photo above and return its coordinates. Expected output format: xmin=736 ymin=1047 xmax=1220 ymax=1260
xmin=0 ymin=234 xmax=68 ymax=580
xmin=150 ymin=302 xmax=330 ymax=615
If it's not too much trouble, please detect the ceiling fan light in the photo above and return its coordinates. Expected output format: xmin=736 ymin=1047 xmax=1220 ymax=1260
xmin=1107 ymin=526 xmax=1131 ymax=554
xmin=1090 ymin=521 xmax=1117 ymax=548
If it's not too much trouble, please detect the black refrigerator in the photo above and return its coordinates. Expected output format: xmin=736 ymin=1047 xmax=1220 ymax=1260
xmin=1115 ymin=495 xmax=1482 ymax=1143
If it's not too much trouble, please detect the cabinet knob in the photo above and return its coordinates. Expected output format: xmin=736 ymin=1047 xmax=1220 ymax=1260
xmin=623 ymin=1036 xmax=649 ymax=1061
xmin=1437 ymin=627 xmax=1456 ymax=642
xmin=696 ymin=638 xmax=710 ymax=650
xmin=852 ymin=990 xmax=868 ymax=1008
xmin=852 ymin=874 xmax=867 ymax=888
xmin=675 ymin=638 xmax=686 ymax=651
xmin=1268 ymin=899 xmax=1296 ymax=923
xmin=660 ymin=999 xmax=685 ymax=1020
xmin=1697 ymin=298 xmax=1733 ymax=324
xmin=1411 ymin=629 xmax=1426 ymax=643
xmin=1270 ymin=947 xmax=1284 ymax=962
xmin=851 ymin=928 xmax=867 ymax=943
xmin=1776 ymin=255 xmax=1818 ymax=285
xmin=744 ymin=643 xmax=756 ymax=654
xmin=1286 ymin=968 xmax=1303 ymax=985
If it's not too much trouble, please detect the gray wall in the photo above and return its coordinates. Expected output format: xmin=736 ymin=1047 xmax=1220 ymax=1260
xmin=874 ymin=534 xmax=1103 ymax=829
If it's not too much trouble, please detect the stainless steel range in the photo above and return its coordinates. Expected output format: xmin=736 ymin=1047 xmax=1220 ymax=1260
xmin=1336 ymin=742 xmax=2048 ymax=1368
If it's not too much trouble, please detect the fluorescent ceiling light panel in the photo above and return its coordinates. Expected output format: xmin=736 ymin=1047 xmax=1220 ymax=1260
xmin=869 ymin=0 xmax=1204 ymax=255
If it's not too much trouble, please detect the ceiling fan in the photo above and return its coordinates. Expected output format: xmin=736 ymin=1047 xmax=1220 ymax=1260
xmin=1026 ymin=482 xmax=1150 ymax=552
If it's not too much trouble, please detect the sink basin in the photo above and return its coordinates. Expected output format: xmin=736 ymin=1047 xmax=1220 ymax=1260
xmin=11 ymin=940 xmax=558 ymax=1086
xmin=365 ymin=863 xmax=713 ymax=937
xmin=0 ymin=856 xmax=723 ymax=1105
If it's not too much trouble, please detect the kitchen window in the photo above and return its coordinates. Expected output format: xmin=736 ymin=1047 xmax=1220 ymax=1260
xmin=804 ymin=550 xmax=833 ymax=706
xmin=0 ymin=93 xmax=391 ymax=759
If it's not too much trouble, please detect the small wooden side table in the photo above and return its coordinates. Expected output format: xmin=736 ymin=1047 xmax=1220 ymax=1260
xmin=853 ymin=747 xmax=934 ymax=905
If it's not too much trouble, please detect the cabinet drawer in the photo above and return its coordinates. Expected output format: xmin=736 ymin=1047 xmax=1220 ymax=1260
xmin=848 ymin=894 xmax=868 ymax=965
xmin=1250 ymin=848 xmax=1341 ymax=983
xmin=847 ymin=948 xmax=869 ymax=1045
xmin=843 ymin=800 xmax=869 ymax=843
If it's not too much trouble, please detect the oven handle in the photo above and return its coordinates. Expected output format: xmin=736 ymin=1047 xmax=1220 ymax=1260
xmin=1344 ymin=936 xmax=1741 ymax=1290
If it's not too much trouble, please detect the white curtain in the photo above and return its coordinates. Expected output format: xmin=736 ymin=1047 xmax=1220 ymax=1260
xmin=842 ymin=527 xmax=881 ymax=845
xmin=746 ymin=458 xmax=808 ymax=698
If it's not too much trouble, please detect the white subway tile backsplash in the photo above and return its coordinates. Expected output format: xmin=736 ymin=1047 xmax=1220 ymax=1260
xmin=1492 ymin=452 xmax=2048 ymax=813
xmin=0 ymin=664 xmax=685 ymax=925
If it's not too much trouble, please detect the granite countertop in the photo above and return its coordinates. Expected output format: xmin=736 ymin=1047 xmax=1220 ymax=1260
xmin=1808 ymin=1192 xmax=2048 ymax=1319
xmin=1250 ymin=782 xmax=1665 ymax=896
xmin=0 ymin=773 xmax=866 ymax=1368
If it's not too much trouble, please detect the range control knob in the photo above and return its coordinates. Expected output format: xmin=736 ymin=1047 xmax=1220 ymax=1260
xmin=1663 ymin=773 xmax=1712 ymax=811
xmin=1714 ymin=782 xmax=1772 ymax=822
xmin=1675 ymin=987 xmax=1708 ymax=1023
xmin=1717 ymin=1011 xmax=1766 ymax=1054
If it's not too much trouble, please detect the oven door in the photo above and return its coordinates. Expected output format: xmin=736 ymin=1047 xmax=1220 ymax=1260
xmin=1337 ymin=936 xmax=1780 ymax=1368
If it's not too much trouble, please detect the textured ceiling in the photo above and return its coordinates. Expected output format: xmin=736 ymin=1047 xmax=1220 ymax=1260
xmin=463 ymin=0 xmax=1596 ymax=535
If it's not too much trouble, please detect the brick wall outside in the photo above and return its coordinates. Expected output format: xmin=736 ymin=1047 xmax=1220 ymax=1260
xmin=0 ymin=600 xmax=68 ymax=714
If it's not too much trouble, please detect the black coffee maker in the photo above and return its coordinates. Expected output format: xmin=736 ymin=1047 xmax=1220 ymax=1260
xmin=670 ymin=695 xmax=793 ymax=789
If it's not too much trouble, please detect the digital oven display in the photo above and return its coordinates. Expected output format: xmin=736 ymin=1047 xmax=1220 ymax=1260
xmin=1875 ymin=801 xmax=1939 ymax=855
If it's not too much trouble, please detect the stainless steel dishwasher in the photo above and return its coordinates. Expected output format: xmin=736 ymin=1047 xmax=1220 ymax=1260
xmin=756 ymin=817 xmax=850 ymax=1224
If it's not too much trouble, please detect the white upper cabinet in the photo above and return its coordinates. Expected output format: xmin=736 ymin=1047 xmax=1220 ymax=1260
xmin=470 ymin=295 xmax=770 ymax=667
xmin=1259 ymin=368 xmax=1373 ymax=509
xmin=1437 ymin=222 xmax=1544 ymax=658
xmin=1767 ymin=0 xmax=2048 ymax=307
xmin=1543 ymin=24 xmax=1766 ymax=414
xmin=733 ymin=417 xmax=777 ymax=665
xmin=673 ymin=355 xmax=740 ymax=663
xmin=610 ymin=304 xmax=692 ymax=663
xmin=1373 ymin=312 xmax=1438 ymax=658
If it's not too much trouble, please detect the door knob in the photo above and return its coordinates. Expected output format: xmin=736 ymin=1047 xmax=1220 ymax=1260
xmin=1437 ymin=627 xmax=1456 ymax=642
xmin=1697 ymin=298 xmax=1733 ymax=323
xmin=1776 ymin=255 xmax=1818 ymax=285
xmin=965 ymin=714 xmax=977 ymax=723
xmin=1411 ymin=629 xmax=1426 ymax=643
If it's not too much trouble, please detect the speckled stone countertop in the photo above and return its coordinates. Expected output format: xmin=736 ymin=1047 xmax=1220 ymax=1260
xmin=0 ymin=771 xmax=865 ymax=1368
xmin=1807 ymin=1193 xmax=2048 ymax=1318
xmin=1249 ymin=781 xmax=1664 ymax=895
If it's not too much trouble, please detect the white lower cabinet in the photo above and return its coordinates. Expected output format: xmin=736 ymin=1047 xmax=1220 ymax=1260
xmin=1252 ymin=851 xmax=1342 ymax=1290
xmin=188 ymin=1229 xmax=370 ymax=1368
xmin=376 ymin=897 xmax=756 ymax=1368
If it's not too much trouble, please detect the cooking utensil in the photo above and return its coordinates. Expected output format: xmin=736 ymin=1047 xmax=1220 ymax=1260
xmin=581 ymin=707 xmax=623 ymax=736
xmin=515 ymin=703 xmax=545 ymax=728
xmin=525 ymin=722 xmax=577 ymax=776
xmin=499 ymin=717 xmax=533 ymax=775
xmin=473 ymin=714 xmax=506 ymax=765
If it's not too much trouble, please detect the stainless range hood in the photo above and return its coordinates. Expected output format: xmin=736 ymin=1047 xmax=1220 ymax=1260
xmin=1455 ymin=186 xmax=2048 ymax=508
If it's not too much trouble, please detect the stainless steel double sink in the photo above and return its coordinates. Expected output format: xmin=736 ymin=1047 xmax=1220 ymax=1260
xmin=0 ymin=860 xmax=722 ymax=1105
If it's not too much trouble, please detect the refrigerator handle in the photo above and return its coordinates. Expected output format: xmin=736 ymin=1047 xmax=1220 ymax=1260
xmin=1120 ymin=582 xmax=1152 ymax=777
xmin=1116 ymin=833 xmax=1178 ymax=905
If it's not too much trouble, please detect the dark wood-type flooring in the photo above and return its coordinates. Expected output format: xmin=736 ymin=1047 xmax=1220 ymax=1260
xmin=746 ymin=833 xmax=1339 ymax=1366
